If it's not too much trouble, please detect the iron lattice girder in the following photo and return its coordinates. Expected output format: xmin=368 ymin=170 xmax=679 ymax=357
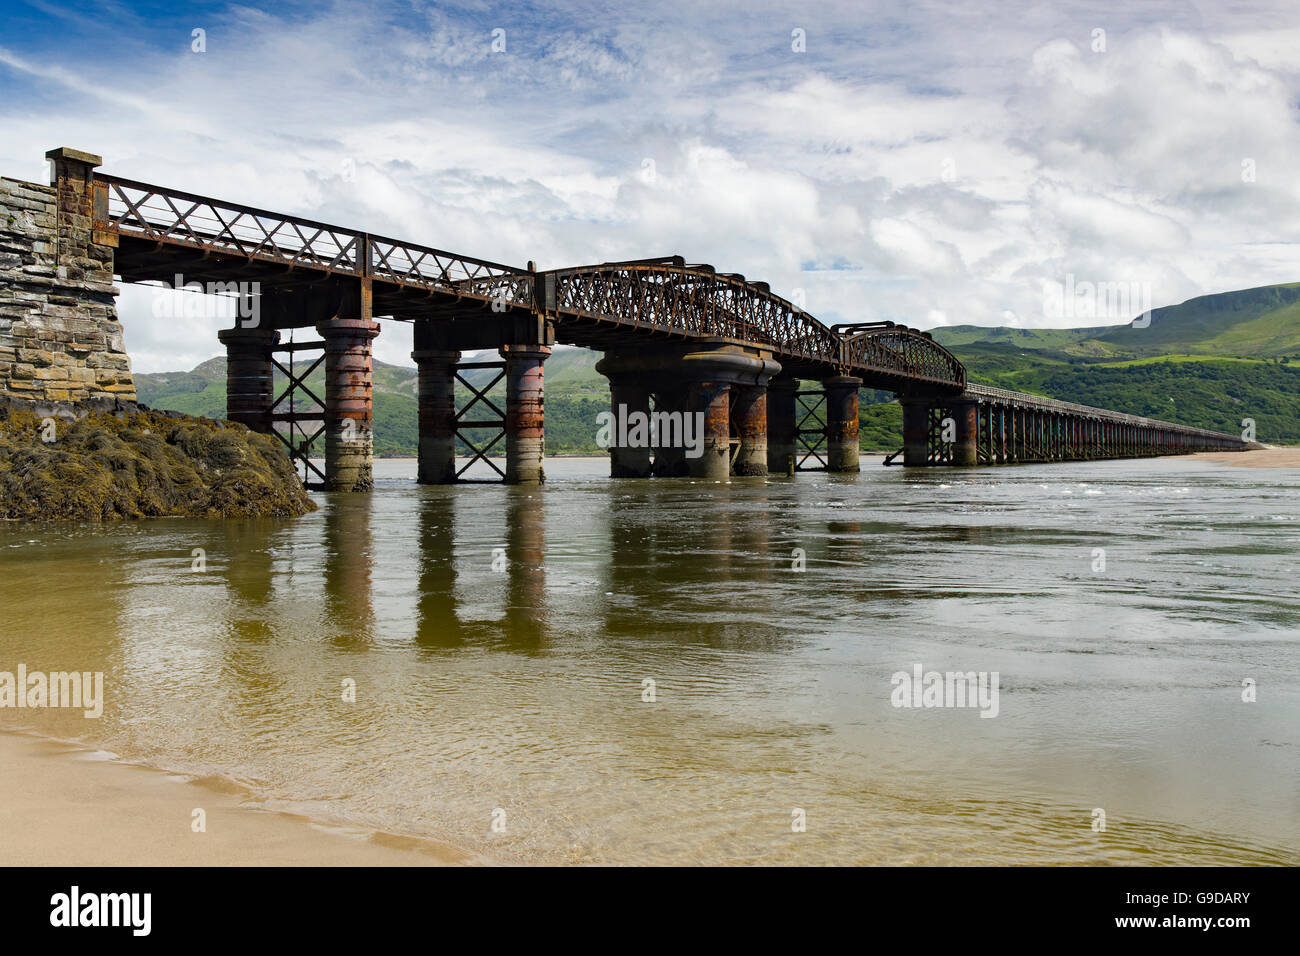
xmin=453 ymin=361 xmax=507 ymax=482
xmin=521 ymin=262 xmax=967 ymax=388
xmin=268 ymin=339 xmax=327 ymax=485
xmin=454 ymin=258 xmax=968 ymax=388
xmin=95 ymin=173 xmax=530 ymax=312
xmin=925 ymin=404 xmax=956 ymax=465
xmin=795 ymin=389 xmax=828 ymax=471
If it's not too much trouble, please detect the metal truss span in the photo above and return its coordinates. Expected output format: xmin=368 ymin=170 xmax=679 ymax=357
xmin=94 ymin=173 xmax=531 ymax=308
xmin=520 ymin=258 xmax=968 ymax=387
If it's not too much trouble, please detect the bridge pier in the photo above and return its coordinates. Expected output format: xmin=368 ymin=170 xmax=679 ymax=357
xmin=501 ymin=344 xmax=549 ymax=484
xmin=317 ymin=316 xmax=380 ymax=492
xmin=766 ymin=377 xmax=798 ymax=474
xmin=686 ymin=380 xmax=732 ymax=480
xmin=610 ymin=377 xmax=653 ymax=478
xmin=217 ymin=325 xmax=278 ymax=433
xmin=731 ymin=384 xmax=768 ymax=476
xmin=652 ymin=383 xmax=689 ymax=477
xmin=599 ymin=344 xmax=779 ymax=480
xmin=952 ymin=399 xmax=979 ymax=466
xmin=823 ymin=375 xmax=862 ymax=472
xmin=594 ymin=355 xmax=654 ymax=478
xmin=412 ymin=347 xmax=460 ymax=484
xmin=679 ymin=344 xmax=781 ymax=480
xmin=901 ymin=398 xmax=930 ymax=466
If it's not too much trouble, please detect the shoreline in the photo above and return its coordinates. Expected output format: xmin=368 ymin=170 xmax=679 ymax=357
xmin=1171 ymin=447 xmax=1300 ymax=468
xmin=0 ymin=729 xmax=486 ymax=866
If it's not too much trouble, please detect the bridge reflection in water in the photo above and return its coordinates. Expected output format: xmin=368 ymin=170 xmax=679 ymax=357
xmin=31 ymin=147 xmax=1260 ymax=492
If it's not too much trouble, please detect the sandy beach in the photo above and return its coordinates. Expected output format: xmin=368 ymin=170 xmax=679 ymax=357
xmin=0 ymin=731 xmax=480 ymax=866
xmin=1173 ymin=447 xmax=1300 ymax=468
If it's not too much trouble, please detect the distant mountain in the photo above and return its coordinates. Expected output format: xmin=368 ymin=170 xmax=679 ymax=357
xmin=932 ymin=283 xmax=1300 ymax=444
xmin=935 ymin=283 xmax=1300 ymax=359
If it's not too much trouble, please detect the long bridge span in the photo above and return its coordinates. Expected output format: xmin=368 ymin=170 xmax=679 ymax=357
xmin=27 ymin=148 xmax=1258 ymax=489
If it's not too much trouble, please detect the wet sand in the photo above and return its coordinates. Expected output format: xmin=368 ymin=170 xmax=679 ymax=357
xmin=1173 ymin=447 xmax=1300 ymax=468
xmin=0 ymin=732 xmax=481 ymax=866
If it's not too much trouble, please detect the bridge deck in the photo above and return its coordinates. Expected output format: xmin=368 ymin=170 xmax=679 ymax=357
xmin=95 ymin=173 xmax=965 ymax=390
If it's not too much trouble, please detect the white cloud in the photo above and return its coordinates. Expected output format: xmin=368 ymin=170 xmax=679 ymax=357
xmin=1 ymin=1 xmax=1298 ymax=368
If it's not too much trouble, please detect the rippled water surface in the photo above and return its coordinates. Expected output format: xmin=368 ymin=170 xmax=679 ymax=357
xmin=2 ymin=456 xmax=1298 ymax=864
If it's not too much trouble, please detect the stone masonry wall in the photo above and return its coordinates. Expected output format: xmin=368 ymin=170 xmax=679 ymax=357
xmin=0 ymin=174 xmax=136 ymax=405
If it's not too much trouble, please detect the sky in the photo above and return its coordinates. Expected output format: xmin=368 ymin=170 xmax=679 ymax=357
xmin=1 ymin=0 xmax=1298 ymax=371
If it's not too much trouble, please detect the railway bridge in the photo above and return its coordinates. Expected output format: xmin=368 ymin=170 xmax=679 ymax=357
xmin=9 ymin=148 xmax=1257 ymax=489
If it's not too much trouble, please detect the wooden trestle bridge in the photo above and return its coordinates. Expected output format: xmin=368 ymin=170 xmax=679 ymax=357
xmin=48 ymin=148 xmax=1258 ymax=488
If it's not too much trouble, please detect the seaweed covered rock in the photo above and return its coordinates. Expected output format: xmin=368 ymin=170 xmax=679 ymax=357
xmin=0 ymin=406 xmax=317 ymax=520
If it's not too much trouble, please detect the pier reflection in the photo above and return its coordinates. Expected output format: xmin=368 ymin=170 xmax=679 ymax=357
xmin=502 ymin=487 xmax=547 ymax=648
xmin=322 ymin=494 xmax=375 ymax=645
xmin=414 ymin=488 xmax=472 ymax=647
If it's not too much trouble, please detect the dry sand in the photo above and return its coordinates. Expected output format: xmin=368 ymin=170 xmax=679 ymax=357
xmin=0 ymin=731 xmax=481 ymax=866
xmin=1172 ymin=447 xmax=1300 ymax=469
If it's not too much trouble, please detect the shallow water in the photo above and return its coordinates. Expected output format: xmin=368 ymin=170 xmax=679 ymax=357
xmin=2 ymin=456 xmax=1298 ymax=864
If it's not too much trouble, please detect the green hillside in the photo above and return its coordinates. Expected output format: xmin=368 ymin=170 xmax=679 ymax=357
xmin=932 ymin=283 xmax=1300 ymax=444
xmin=936 ymin=283 xmax=1300 ymax=361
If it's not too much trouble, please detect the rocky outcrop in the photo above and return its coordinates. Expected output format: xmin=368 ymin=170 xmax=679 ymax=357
xmin=0 ymin=400 xmax=316 ymax=521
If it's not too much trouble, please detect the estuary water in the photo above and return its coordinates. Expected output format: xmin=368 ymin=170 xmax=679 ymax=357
xmin=1 ymin=456 xmax=1298 ymax=865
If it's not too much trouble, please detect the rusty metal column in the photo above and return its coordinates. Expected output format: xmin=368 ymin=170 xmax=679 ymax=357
xmin=412 ymin=347 xmax=460 ymax=484
xmin=217 ymin=326 xmax=278 ymax=432
xmin=731 ymin=384 xmax=768 ymax=476
xmin=609 ymin=377 xmax=653 ymax=478
xmin=902 ymin=399 xmax=930 ymax=466
xmin=687 ymin=380 xmax=731 ymax=480
xmin=953 ymin=400 xmax=979 ymax=466
xmin=677 ymin=345 xmax=779 ymax=480
xmin=652 ymin=383 xmax=689 ymax=477
xmin=317 ymin=317 xmax=380 ymax=492
xmin=766 ymin=377 xmax=798 ymax=474
xmin=501 ymin=344 xmax=550 ymax=484
xmin=823 ymin=375 xmax=862 ymax=472
xmin=595 ymin=353 xmax=655 ymax=478
xmin=996 ymin=406 xmax=1007 ymax=463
